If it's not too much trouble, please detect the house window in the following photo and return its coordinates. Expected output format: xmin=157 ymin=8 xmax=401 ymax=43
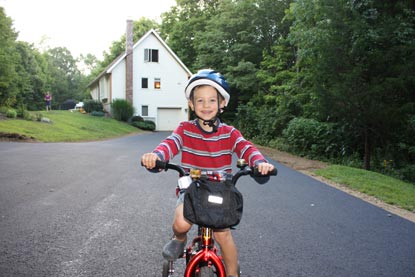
xmin=144 ymin=49 xmax=159 ymax=62
xmin=142 ymin=105 xmax=148 ymax=116
xmin=142 ymin=78 xmax=148 ymax=88
xmin=154 ymin=78 xmax=161 ymax=89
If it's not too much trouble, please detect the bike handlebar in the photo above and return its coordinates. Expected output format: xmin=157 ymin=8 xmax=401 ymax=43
xmin=155 ymin=160 xmax=187 ymax=176
xmin=145 ymin=159 xmax=277 ymax=186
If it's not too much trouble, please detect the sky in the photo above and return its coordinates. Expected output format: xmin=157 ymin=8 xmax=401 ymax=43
xmin=1 ymin=0 xmax=176 ymax=59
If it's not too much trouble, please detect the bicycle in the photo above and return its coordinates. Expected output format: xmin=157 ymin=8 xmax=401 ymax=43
xmin=147 ymin=159 xmax=277 ymax=277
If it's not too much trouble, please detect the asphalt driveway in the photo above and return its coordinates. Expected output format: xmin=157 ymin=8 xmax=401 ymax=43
xmin=0 ymin=132 xmax=414 ymax=276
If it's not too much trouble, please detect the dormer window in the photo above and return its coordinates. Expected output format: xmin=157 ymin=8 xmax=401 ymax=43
xmin=144 ymin=49 xmax=159 ymax=62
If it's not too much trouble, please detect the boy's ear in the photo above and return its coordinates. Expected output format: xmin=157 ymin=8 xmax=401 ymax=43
xmin=188 ymin=100 xmax=195 ymax=111
xmin=219 ymin=99 xmax=226 ymax=111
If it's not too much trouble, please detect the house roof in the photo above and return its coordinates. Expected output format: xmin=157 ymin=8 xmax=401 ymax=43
xmin=87 ymin=29 xmax=192 ymax=88
xmin=86 ymin=53 xmax=123 ymax=88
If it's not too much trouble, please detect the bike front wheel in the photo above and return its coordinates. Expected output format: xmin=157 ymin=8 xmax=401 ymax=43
xmin=194 ymin=264 xmax=217 ymax=277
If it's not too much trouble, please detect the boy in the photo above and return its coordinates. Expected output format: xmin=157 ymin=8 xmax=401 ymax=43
xmin=141 ymin=69 xmax=275 ymax=277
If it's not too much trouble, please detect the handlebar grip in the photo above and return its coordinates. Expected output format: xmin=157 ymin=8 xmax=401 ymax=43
xmin=141 ymin=159 xmax=168 ymax=171
xmin=155 ymin=159 xmax=167 ymax=170
xmin=269 ymin=168 xmax=278 ymax=176
xmin=252 ymin=167 xmax=278 ymax=177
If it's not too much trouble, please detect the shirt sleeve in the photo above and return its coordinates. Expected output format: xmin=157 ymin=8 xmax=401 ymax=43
xmin=231 ymin=128 xmax=267 ymax=166
xmin=153 ymin=123 xmax=184 ymax=161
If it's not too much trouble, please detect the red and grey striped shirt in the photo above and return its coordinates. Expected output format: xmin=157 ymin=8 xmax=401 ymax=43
xmin=153 ymin=120 xmax=267 ymax=172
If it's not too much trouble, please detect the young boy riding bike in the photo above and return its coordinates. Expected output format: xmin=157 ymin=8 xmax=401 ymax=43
xmin=141 ymin=69 xmax=275 ymax=277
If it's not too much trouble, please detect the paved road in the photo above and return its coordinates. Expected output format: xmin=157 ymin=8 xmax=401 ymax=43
xmin=0 ymin=132 xmax=414 ymax=276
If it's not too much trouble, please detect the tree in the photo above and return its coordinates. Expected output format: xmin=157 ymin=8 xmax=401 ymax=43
xmin=43 ymin=47 xmax=84 ymax=108
xmin=160 ymin=0 xmax=221 ymax=71
xmin=0 ymin=7 xmax=19 ymax=106
xmin=288 ymin=0 xmax=415 ymax=170
xmin=14 ymin=41 xmax=48 ymax=110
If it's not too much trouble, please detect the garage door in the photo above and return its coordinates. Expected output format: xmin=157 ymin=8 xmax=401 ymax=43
xmin=157 ymin=108 xmax=183 ymax=131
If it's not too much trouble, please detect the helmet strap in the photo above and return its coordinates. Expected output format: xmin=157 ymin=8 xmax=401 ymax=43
xmin=190 ymin=92 xmax=224 ymax=133
xmin=202 ymin=117 xmax=219 ymax=133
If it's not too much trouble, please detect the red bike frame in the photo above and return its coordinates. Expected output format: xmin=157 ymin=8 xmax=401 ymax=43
xmin=151 ymin=159 xmax=277 ymax=276
xmin=184 ymin=226 xmax=226 ymax=276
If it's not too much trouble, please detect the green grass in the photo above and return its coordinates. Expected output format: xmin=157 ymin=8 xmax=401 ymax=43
xmin=315 ymin=165 xmax=415 ymax=212
xmin=0 ymin=110 xmax=141 ymax=142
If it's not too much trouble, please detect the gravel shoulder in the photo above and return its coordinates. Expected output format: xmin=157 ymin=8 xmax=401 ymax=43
xmin=257 ymin=145 xmax=415 ymax=223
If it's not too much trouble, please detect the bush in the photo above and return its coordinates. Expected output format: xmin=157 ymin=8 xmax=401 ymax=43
xmin=35 ymin=112 xmax=43 ymax=121
xmin=15 ymin=105 xmax=32 ymax=120
xmin=131 ymin=115 xmax=144 ymax=122
xmin=0 ymin=106 xmax=8 ymax=114
xmin=399 ymin=164 xmax=415 ymax=184
xmin=111 ymin=99 xmax=135 ymax=122
xmin=83 ymin=100 xmax=103 ymax=113
xmin=131 ymin=120 xmax=156 ymax=131
xmin=6 ymin=109 xmax=17 ymax=118
xmin=91 ymin=111 xmax=105 ymax=117
xmin=282 ymin=117 xmax=340 ymax=158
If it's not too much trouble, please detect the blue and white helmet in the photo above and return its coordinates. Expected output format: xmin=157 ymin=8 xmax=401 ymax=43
xmin=185 ymin=69 xmax=231 ymax=107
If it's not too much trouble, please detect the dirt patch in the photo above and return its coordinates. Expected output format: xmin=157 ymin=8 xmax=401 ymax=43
xmin=257 ymin=145 xmax=415 ymax=223
xmin=0 ymin=132 xmax=37 ymax=142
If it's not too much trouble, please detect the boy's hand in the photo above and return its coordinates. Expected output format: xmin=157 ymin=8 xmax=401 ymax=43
xmin=141 ymin=153 xmax=160 ymax=169
xmin=257 ymin=162 xmax=275 ymax=175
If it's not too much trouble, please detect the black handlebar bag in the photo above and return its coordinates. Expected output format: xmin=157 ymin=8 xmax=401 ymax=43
xmin=183 ymin=179 xmax=243 ymax=229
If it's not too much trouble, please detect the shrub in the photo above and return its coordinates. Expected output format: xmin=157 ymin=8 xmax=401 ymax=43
xmin=22 ymin=110 xmax=32 ymax=120
xmin=111 ymin=99 xmax=135 ymax=122
xmin=400 ymin=164 xmax=415 ymax=184
xmin=14 ymin=105 xmax=32 ymax=120
xmin=131 ymin=115 xmax=144 ymax=122
xmin=83 ymin=100 xmax=103 ymax=113
xmin=35 ymin=112 xmax=43 ymax=121
xmin=6 ymin=109 xmax=17 ymax=118
xmin=282 ymin=117 xmax=339 ymax=158
xmin=91 ymin=111 xmax=105 ymax=117
xmin=131 ymin=120 xmax=156 ymax=131
xmin=0 ymin=106 xmax=8 ymax=114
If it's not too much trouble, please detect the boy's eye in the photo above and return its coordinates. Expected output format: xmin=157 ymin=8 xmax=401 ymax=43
xmin=196 ymin=98 xmax=217 ymax=104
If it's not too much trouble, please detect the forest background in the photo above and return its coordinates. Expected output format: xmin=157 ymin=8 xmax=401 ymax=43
xmin=1 ymin=0 xmax=414 ymax=183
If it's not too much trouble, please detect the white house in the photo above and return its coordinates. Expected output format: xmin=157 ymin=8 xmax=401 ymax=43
xmin=88 ymin=21 xmax=192 ymax=131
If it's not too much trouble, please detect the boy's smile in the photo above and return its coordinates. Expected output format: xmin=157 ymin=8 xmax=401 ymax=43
xmin=189 ymin=85 xmax=225 ymax=122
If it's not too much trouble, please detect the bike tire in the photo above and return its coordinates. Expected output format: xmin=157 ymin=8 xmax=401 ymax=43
xmin=194 ymin=265 xmax=217 ymax=277
xmin=162 ymin=260 xmax=173 ymax=277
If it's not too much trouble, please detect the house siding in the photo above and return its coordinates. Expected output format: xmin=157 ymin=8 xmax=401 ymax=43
xmin=111 ymin=59 xmax=126 ymax=101
xmin=134 ymin=34 xmax=189 ymax=128
xmin=88 ymin=29 xmax=191 ymax=131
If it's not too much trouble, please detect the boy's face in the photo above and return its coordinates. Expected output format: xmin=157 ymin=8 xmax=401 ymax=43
xmin=189 ymin=85 xmax=225 ymax=121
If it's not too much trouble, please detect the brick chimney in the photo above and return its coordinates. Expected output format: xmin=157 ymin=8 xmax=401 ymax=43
xmin=125 ymin=19 xmax=133 ymax=104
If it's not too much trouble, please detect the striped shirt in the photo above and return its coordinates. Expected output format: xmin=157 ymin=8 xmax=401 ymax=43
xmin=153 ymin=120 xmax=267 ymax=172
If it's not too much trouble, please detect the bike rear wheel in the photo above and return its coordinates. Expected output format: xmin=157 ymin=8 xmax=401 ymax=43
xmin=162 ymin=260 xmax=174 ymax=277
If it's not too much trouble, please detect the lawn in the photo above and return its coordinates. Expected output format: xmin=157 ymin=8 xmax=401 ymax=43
xmin=0 ymin=110 xmax=140 ymax=142
xmin=315 ymin=165 xmax=415 ymax=212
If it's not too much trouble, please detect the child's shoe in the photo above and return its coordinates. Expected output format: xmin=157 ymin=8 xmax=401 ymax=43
xmin=162 ymin=237 xmax=187 ymax=260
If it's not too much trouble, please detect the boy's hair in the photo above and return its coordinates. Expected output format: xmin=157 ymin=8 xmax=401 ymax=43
xmin=189 ymin=85 xmax=225 ymax=102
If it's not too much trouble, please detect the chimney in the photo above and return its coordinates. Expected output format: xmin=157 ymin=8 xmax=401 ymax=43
xmin=125 ymin=19 xmax=133 ymax=104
